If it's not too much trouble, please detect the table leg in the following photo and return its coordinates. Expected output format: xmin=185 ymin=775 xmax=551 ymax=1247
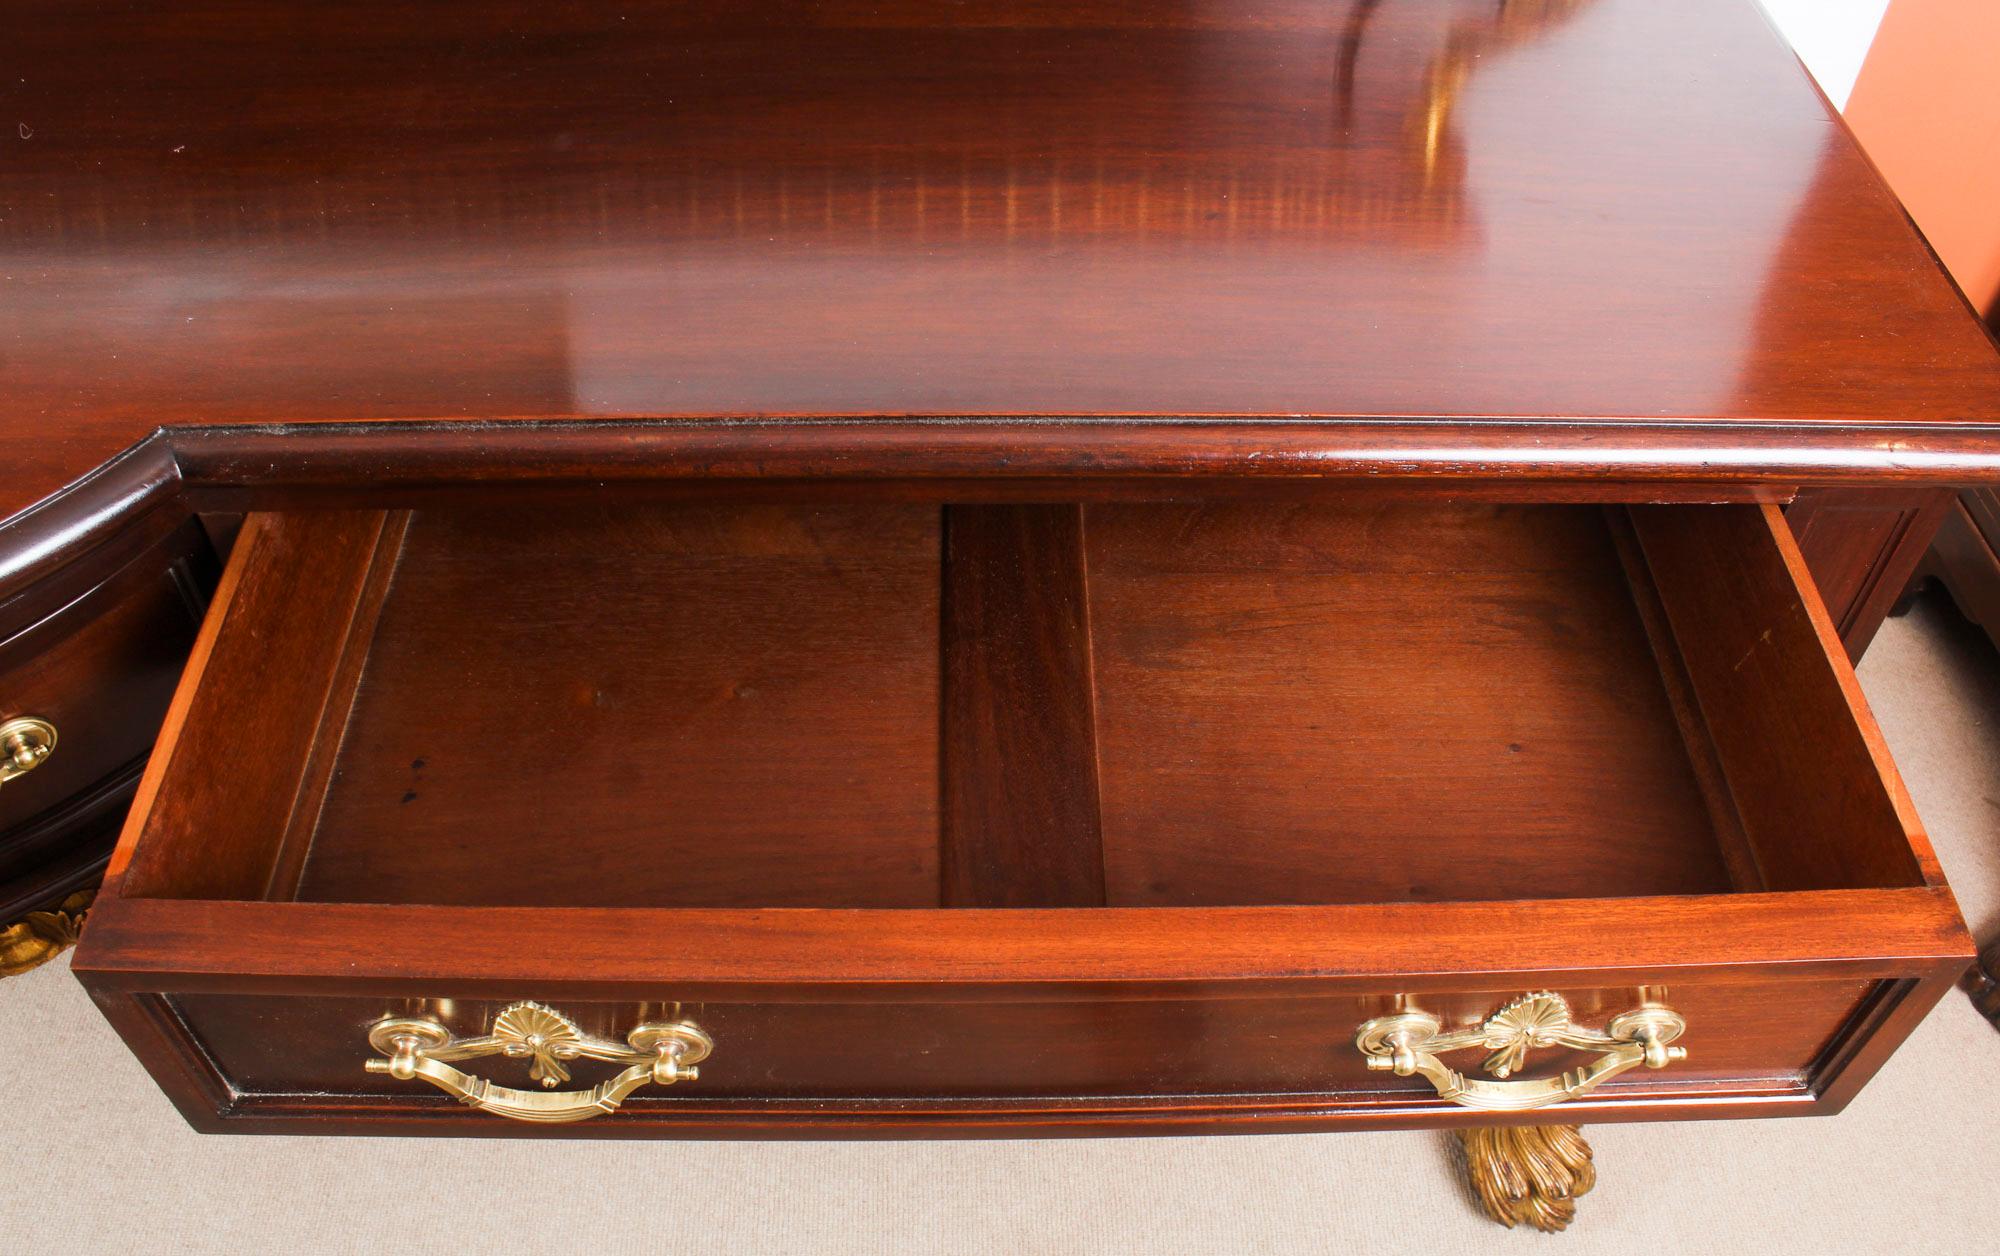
xmin=1458 ymin=1124 xmax=1597 ymax=1232
xmin=1964 ymin=939 xmax=2000 ymax=1030
xmin=0 ymin=888 xmax=92 ymax=978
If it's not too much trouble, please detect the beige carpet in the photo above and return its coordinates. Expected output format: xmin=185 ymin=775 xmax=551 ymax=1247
xmin=6 ymin=595 xmax=1999 ymax=1254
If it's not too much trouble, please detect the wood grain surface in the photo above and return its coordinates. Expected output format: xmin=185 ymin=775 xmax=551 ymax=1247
xmin=941 ymin=506 xmax=1106 ymax=907
xmin=5 ymin=0 xmax=2000 ymax=539
xmin=301 ymin=504 xmax=943 ymax=909
xmin=1088 ymin=502 xmax=1734 ymax=905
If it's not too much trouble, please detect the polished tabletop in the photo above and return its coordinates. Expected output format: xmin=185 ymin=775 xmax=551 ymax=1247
xmin=6 ymin=0 xmax=2000 ymax=523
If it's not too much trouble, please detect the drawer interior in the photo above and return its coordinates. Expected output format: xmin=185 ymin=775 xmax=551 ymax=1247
xmin=113 ymin=500 xmax=1930 ymax=912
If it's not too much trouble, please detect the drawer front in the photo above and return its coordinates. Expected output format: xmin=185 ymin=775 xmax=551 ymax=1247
xmin=121 ymin=977 xmax=1906 ymax=1135
xmin=0 ymin=523 xmax=214 ymax=915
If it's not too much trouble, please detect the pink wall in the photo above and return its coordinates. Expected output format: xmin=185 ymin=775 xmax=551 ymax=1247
xmin=1844 ymin=0 xmax=2000 ymax=317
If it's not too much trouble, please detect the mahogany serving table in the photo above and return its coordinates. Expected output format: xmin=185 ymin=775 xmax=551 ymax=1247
xmin=4 ymin=0 xmax=1998 ymax=1232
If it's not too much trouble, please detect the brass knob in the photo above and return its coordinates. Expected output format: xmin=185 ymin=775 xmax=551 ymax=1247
xmin=0 ymin=717 xmax=56 ymax=789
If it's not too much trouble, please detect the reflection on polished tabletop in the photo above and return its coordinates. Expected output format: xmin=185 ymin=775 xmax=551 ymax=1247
xmin=5 ymin=0 xmax=2000 ymax=523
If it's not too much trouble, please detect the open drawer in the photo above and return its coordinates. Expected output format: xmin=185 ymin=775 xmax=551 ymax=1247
xmin=74 ymin=499 xmax=1971 ymax=1136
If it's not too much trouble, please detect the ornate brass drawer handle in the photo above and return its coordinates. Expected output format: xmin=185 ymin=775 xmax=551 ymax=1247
xmin=0 ymin=717 xmax=56 ymax=790
xmin=1354 ymin=992 xmax=1686 ymax=1112
xmin=365 ymin=1001 xmax=711 ymax=1124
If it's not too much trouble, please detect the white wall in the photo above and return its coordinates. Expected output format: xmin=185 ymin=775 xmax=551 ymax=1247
xmin=1755 ymin=0 xmax=1892 ymax=109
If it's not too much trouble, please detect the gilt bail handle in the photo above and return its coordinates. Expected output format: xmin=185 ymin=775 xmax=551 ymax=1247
xmin=365 ymin=1001 xmax=711 ymax=1124
xmin=1354 ymin=992 xmax=1686 ymax=1112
